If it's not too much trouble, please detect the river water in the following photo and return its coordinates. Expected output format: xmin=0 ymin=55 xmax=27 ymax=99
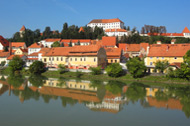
xmin=0 ymin=75 xmax=190 ymax=126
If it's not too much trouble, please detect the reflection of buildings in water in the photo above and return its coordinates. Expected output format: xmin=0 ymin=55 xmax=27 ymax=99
xmin=41 ymin=79 xmax=97 ymax=91
xmin=147 ymin=97 xmax=183 ymax=110
xmin=86 ymin=90 xmax=127 ymax=113
xmin=145 ymin=87 xmax=182 ymax=110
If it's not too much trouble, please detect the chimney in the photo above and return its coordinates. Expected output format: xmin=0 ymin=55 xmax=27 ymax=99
xmin=171 ymin=39 xmax=176 ymax=44
xmin=157 ymin=41 xmax=162 ymax=44
xmin=166 ymin=45 xmax=169 ymax=51
xmin=147 ymin=46 xmax=150 ymax=55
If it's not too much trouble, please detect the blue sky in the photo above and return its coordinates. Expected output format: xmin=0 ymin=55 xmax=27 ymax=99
xmin=1 ymin=0 xmax=190 ymax=38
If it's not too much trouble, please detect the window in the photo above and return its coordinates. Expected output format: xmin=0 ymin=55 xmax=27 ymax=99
xmin=111 ymin=60 xmax=113 ymax=63
xmin=157 ymin=57 xmax=159 ymax=59
xmin=94 ymin=58 xmax=96 ymax=62
xmin=80 ymin=85 xmax=82 ymax=88
xmin=61 ymin=57 xmax=63 ymax=61
xmin=75 ymin=58 xmax=77 ymax=61
xmin=162 ymin=57 xmax=164 ymax=59
xmin=80 ymin=58 xmax=82 ymax=61
xmin=57 ymin=57 xmax=59 ymax=61
xmin=115 ymin=60 xmax=117 ymax=63
xmin=52 ymin=57 xmax=54 ymax=61
xmin=66 ymin=58 xmax=68 ymax=62
xmin=150 ymin=62 xmax=153 ymax=65
xmin=70 ymin=58 xmax=72 ymax=61
xmin=44 ymin=58 xmax=46 ymax=62
xmin=84 ymin=58 xmax=86 ymax=61
xmin=70 ymin=84 xmax=72 ymax=87
xmin=150 ymin=57 xmax=152 ymax=59
xmin=49 ymin=57 xmax=51 ymax=61
xmin=75 ymin=85 xmax=77 ymax=88
xmin=174 ymin=57 xmax=177 ymax=59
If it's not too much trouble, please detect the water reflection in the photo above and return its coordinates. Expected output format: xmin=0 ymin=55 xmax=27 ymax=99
xmin=0 ymin=75 xmax=190 ymax=118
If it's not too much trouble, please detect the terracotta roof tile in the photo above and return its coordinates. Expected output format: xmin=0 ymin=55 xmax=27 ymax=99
xmin=182 ymin=27 xmax=190 ymax=33
xmin=148 ymin=44 xmax=190 ymax=57
xmin=45 ymin=38 xmax=61 ymax=42
xmin=20 ymin=25 xmax=26 ymax=31
xmin=0 ymin=35 xmax=9 ymax=47
xmin=79 ymin=27 xmax=85 ymax=32
xmin=0 ymin=52 xmax=9 ymax=57
xmin=28 ymin=43 xmax=42 ymax=48
xmin=61 ymin=39 xmax=91 ymax=43
xmin=105 ymin=47 xmax=121 ymax=58
xmin=11 ymin=42 xmax=25 ymax=47
xmin=102 ymin=36 xmax=116 ymax=47
xmin=89 ymin=18 xmax=123 ymax=24
xmin=7 ymin=55 xmax=25 ymax=60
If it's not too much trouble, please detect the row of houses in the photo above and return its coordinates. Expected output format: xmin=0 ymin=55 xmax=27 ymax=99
xmin=1 ymin=34 xmax=190 ymax=73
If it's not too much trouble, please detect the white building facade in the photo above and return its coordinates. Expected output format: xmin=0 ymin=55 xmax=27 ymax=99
xmin=87 ymin=18 xmax=124 ymax=31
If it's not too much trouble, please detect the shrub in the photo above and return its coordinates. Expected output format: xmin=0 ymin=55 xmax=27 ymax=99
xmin=29 ymin=61 xmax=46 ymax=74
xmin=58 ymin=64 xmax=66 ymax=74
xmin=106 ymin=63 xmax=123 ymax=77
xmin=90 ymin=66 xmax=102 ymax=75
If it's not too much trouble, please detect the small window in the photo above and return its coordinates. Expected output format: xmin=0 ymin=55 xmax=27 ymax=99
xmin=66 ymin=58 xmax=68 ymax=62
xmin=150 ymin=57 xmax=152 ymax=59
xmin=150 ymin=62 xmax=153 ymax=65
xmin=162 ymin=57 xmax=164 ymax=59
xmin=70 ymin=58 xmax=72 ymax=61
xmin=115 ymin=60 xmax=117 ymax=63
xmin=61 ymin=57 xmax=63 ymax=61
xmin=70 ymin=84 xmax=72 ymax=87
xmin=111 ymin=60 xmax=113 ymax=63
xmin=52 ymin=57 xmax=54 ymax=61
xmin=94 ymin=58 xmax=96 ymax=62
xmin=157 ymin=57 xmax=159 ymax=59
xmin=57 ymin=57 xmax=59 ymax=61
xmin=80 ymin=58 xmax=82 ymax=61
xmin=174 ymin=57 xmax=177 ymax=59
xmin=75 ymin=58 xmax=77 ymax=61
xmin=44 ymin=58 xmax=46 ymax=62
xmin=84 ymin=58 xmax=86 ymax=61
xmin=49 ymin=57 xmax=51 ymax=61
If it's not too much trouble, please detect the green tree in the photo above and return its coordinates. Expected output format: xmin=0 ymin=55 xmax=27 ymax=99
xmin=126 ymin=57 xmax=146 ymax=78
xmin=154 ymin=60 xmax=169 ymax=73
xmin=51 ymin=41 xmax=60 ymax=47
xmin=29 ymin=61 xmax=46 ymax=74
xmin=106 ymin=63 xmax=123 ymax=77
xmin=90 ymin=66 xmax=102 ymax=75
xmin=0 ymin=61 xmax=6 ymax=67
xmin=8 ymin=56 xmax=25 ymax=73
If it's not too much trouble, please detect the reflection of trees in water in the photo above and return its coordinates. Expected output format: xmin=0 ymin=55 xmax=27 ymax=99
xmin=155 ymin=89 xmax=170 ymax=101
xmin=28 ymin=75 xmax=47 ymax=87
xmin=105 ymin=80 xmax=126 ymax=95
xmin=7 ymin=74 xmax=25 ymax=88
xmin=168 ymin=86 xmax=190 ymax=118
xmin=60 ymin=97 xmax=78 ymax=107
xmin=126 ymin=82 xmax=147 ymax=103
xmin=12 ymin=86 xmax=40 ymax=101
xmin=90 ymin=80 xmax=105 ymax=102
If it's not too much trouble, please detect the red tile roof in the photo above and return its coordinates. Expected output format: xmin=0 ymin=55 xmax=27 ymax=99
xmin=45 ymin=45 xmax=102 ymax=56
xmin=102 ymin=36 xmax=116 ymax=47
xmin=28 ymin=43 xmax=42 ymax=48
xmin=148 ymin=44 xmax=190 ymax=57
xmin=0 ymin=52 xmax=9 ymax=57
xmin=45 ymin=39 xmax=61 ymax=42
xmin=105 ymin=47 xmax=121 ymax=59
xmin=11 ymin=42 xmax=25 ymax=48
xmin=20 ymin=49 xmax=28 ymax=53
xmin=105 ymin=29 xmax=127 ymax=32
xmin=27 ymin=58 xmax=38 ymax=60
xmin=0 ymin=35 xmax=9 ymax=47
xmin=169 ymin=62 xmax=182 ymax=68
xmin=79 ymin=27 xmax=85 ymax=32
xmin=89 ymin=18 xmax=123 ymax=24
xmin=20 ymin=25 xmax=26 ymax=31
xmin=38 ymin=48 xmax=51 ymax=56
xmin=28 ymin=52 xmax=39 ymax=56
xmin=61 ymin=39 xmax=91 ymax=43
xmin=182 ymin=27 xmax=190 ymax=33
xmin=7 ymin=55 xmax=25 ymax=60
xmin=118 ymin=43 xmax=127 ymax=51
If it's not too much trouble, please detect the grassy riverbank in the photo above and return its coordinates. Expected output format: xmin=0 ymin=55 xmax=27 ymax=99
xmin=41 ymin=70 xmax=190 ymax=85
